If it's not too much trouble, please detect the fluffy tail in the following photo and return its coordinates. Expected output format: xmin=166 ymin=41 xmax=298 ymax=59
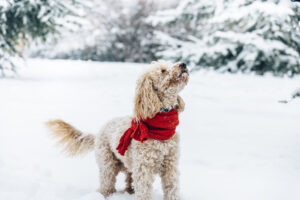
xmin=46 ymin=120 xmax=95 ymax=156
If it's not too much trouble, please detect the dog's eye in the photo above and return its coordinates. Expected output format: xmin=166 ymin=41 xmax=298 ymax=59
xmin=161 ymin=69 xmax=166 ymax=73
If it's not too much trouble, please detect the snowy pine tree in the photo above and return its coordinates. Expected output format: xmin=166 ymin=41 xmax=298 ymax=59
xmin=31 ymin=0 xmax=162 ymax=63
xmin=99 ymin=0 xmax=158 ymax=63
xmin=150 ymin=0 xmax=300 ymax=76
xmin=66 ymin=0 xmax=159 ymax=63
xmin=0 ymin=0 xmax=80 ymax=77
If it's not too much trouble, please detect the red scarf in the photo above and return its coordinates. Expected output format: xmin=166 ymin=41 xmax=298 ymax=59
xmin=116 ymin=109 xmax=179 ymax=156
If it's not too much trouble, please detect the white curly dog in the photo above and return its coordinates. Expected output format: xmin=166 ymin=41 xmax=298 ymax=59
xmin=46 ymin=60 xmax=189 ymax=200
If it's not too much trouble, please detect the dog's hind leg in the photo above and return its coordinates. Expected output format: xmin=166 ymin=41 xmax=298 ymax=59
xmin=95 ymin=138 xmax=120 ymax=197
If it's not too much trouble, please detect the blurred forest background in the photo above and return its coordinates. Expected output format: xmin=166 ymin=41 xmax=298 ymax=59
xmin=1 ymin=0 xmax=300 ymax=77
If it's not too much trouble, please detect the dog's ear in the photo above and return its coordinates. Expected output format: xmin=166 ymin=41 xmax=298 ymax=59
xmin=134 ymin=74 xmax=162 ymax=120
xmin=176 ymin=95 xmax=185 ymax=113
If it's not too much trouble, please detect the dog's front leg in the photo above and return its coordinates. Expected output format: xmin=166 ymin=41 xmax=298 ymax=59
xmin=160 ymin=152 xmax=180 ymax=200
xmin=132 ymin=162 xmax=155 ymax=200
xmin=132 ymin=155 xmax=155 ymax=200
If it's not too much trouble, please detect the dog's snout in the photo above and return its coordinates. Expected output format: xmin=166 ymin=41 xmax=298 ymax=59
xmin=179 ymin=63 xmax=186 ymax=69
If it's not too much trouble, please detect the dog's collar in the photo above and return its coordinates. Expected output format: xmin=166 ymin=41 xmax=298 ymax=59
xmin=160 ymin=106 xmax=175 ymax=113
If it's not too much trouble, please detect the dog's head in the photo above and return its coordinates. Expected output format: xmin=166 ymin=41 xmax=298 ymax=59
xmin=134 ymin=60 xmax=189 ymax=120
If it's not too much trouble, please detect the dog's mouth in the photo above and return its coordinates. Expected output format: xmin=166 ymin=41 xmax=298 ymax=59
xmin=179 ymin=70 xmax=189 ymax=77
xmin=171 ymin=69 xmax=189 ymax=83
xmin=177 ymin=68 xmax=189 ymax=79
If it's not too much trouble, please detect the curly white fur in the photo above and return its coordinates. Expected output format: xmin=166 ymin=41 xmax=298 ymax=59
xmin=46 ymin=60 xmax=189 ymax=200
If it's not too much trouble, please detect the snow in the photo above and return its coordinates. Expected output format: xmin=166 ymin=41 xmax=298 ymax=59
xmin=0 ymin=59 xmax=300 ymax=200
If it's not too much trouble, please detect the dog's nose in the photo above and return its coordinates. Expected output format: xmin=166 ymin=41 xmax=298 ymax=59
xmin=179 ymin=63 xmax=186 ymax=69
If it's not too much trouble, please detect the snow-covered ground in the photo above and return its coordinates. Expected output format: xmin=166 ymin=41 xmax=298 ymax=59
xmin=0 ymin=59 xmax=299 ymax=200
